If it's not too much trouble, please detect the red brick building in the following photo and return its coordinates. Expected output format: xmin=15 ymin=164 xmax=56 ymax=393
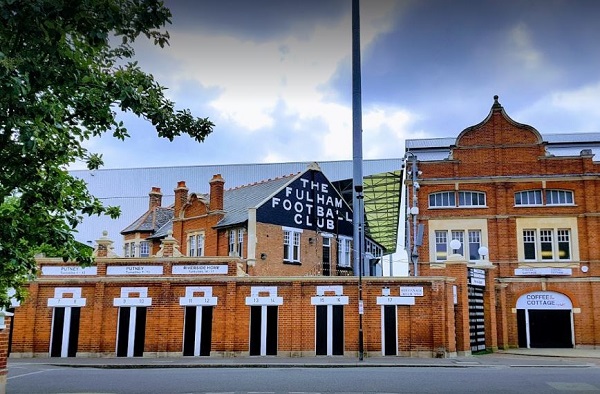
xmin=121 ymin=162 xmax=384 ymax=277
xmin=406 ymin=96 xmax=600 ymax=350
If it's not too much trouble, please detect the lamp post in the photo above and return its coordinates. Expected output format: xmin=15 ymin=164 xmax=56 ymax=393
xmin=405 ymin=151 xmax=420 ymax=276
xmin=355 ymin=184 xmax=364 ymax=361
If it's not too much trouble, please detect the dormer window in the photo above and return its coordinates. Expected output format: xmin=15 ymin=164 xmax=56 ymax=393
xmin=429 ymin=191 xmax=486 ymax=208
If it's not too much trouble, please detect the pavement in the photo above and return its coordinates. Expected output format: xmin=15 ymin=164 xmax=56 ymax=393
xmin=8 ymin=348 xmax=600 ymax=369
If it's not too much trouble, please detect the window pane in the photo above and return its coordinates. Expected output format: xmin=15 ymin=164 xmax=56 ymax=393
xmin=198 ymin=235 xmax=204 ymax=257
xmin=188 ymin=236 xmax=196 ymax=257
xmin=450 ymin=230 xmax=464 ymax=256
xmin=546 ymin=190 xmax=574 ymax=205
xmin=516 ymin=190 xmax=542 ymax=205
xmin=458 ymin=191 xmax=485 ymax=207
xmin=435 ymin=231 xmax=447 ymax=261
xmin=429 ymin=192 xmax=455 ymax=207
xmin=139 ymin=241 xmax=149 ymax=257
xmin=283 ymin=231 xmax=291 ymax=260
xmin=540 ymin=229 xmax=553 ymax=260
xmin=523 ymin=230 xmax=536 ymax=260
xmin=468 ymin=230 xmax=481 ymax=260
xmin=293 ymin=232 xmax=300 ymax=261
xmin=557 ymin=229 xmax=571 ymax=260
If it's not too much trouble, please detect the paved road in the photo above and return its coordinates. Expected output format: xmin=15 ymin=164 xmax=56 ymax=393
xmin=8 ymin=363 xmax=600 ymax=393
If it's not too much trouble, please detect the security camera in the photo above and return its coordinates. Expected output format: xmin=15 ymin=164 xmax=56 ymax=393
xmin=414 ymin=182 xmax=420 ymax=190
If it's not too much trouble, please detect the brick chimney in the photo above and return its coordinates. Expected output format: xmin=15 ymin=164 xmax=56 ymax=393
xmin=209 ymin=174 xmax=225 ymax=211
xmin=149 ymin=187 xmax=162 ymax=210
xmin=174 ymin=181 xmax=188 ymax=215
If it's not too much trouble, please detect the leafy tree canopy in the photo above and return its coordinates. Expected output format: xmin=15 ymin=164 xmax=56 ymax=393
xmin=0 ymin=0 xmax=214 ymax=308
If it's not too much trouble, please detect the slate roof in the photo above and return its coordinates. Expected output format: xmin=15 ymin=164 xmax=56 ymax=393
xmin=215 ymin=173 xmax=299 ymax=228
xmin=406 ymin=132 xmax=600 ymax=162
xmin=121 ymin=206 xmax=173 ymax=235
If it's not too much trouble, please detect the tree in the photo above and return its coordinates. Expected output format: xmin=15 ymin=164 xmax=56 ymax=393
xmin=0 ymin=0 xmax=214 ymax=308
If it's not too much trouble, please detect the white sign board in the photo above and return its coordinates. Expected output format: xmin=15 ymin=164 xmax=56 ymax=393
xmin=113 ymin=297 xmax=152 ymax=307
xmin=376 ymin=296 xmax=415 ymax=305
xmin=172 ymin=265 xmax=228 ymax=275
xmin=180 ymin=297 xmax=218 ymax=306
xmin=514 ymin=268 xmax=572 ymax=276
xmin=245 ymin=296 xmax=284 ymax=306
xmin=516 ymin=291 xmax=572 ymax=310
xmin=400 ymin=286 xmax=424 ymax=297
xmin=469 ymin=277 xmax=486 ymax=287
xmin=106 ymin=266 xmax=163 ymax=275
xmin=48 ymin=298 xmax=86 ymax=307
xmin=311 ymin=296 xmax=349 ymax=305
xmin=41 ymin=266 xmax=97 ymax=276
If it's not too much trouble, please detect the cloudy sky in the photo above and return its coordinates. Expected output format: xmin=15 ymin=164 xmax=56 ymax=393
xmin=79 ymin=0 xmax=600 ymax=170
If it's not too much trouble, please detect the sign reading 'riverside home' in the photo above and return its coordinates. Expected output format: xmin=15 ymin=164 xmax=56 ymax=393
xmin=106 ymin=266 xmax=163 ymax=275
xmin=41 ymin=266 xmax=97 ymax=276
xmin=172 ymin=265 xmax=228 ymax=275
xmin=257 ymin=170 xmax=353 ymax=236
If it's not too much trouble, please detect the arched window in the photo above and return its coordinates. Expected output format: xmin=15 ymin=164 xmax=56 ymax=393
xmin=429 ymin=191 xmax=486 ymax=208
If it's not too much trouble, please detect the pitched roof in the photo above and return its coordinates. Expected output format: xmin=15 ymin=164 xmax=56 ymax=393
xmin=215 ymin=173 xmax=299 ymax=228
xmin=120 ymin=206 xmax=173 ymax=235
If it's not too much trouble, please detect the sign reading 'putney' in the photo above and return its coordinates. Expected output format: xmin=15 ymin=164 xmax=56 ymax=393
xmin=257 ymin=170 xmax=353 ymax=236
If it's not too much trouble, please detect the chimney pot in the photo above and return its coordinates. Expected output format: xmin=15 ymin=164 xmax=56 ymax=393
xmin=174 ymin=181 xmax=189 ymax=215
xmin=149 ymin=187 xmax=162 ymax=209
xmin=209 ymin=174 xmax=225 ymax=211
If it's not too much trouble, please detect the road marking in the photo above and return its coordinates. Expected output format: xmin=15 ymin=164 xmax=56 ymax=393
xmin=7 ymin=369 xmax=56 ymax=380
xmin=548 ymin=382 xmax=599 ymax=391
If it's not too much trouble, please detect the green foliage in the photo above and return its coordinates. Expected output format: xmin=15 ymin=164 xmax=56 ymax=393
xmin=0 ymin=0 xmax=214 ymax=308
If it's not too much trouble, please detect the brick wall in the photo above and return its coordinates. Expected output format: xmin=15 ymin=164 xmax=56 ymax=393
xmin=10 ymin=259 xmax=467 ymax=358
xmin=411 ymin=100 xmax=600 ymax=349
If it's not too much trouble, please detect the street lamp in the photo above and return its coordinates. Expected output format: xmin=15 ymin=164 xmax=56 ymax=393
xmin=405 ymin=151 xmax=420 ymax=276
xmin=354 ymin=184 xmax=365 ymax=361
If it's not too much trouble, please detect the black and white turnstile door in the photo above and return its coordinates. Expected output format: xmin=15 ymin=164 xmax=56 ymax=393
xmin=468 ymin=268 xmax=487 ymax=352
xmin=516 ymin=291 xmax=574 ymax=348
xmin=311 ymin=285 xmax=349 ymax=356
xmin=180 ymin=286 xmax=218 ymax=357
xmin=245 ymin=286 xmax=283 ymax=356
xmin=114 ymin=287 xmax=152 ymax=357
xmin=48 ymin=287 xmax=86 ymax=358
xmin=377 ymin=288 xmax=416 ymax=356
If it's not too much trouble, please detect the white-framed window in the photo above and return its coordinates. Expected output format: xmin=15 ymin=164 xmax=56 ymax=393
xmin=322 ymin=237 xmax=331 ymax=264
xmin=517 ymin=217 xmax=577 ymax=263
xmin=188 ymin=233 xmax=205 ymax=257
xmin=546 ymin=190 xmax=574 ymax=205
xmin=228 ymin=230 xmax=236 ymax=256
xmin=283 ymin=227 xmax=302 ymax=263
xmin=522 ymin=228 xmax=571 ymax=261
xmin=237 ymin=229 xmax=244 ymax=259
xmin=429 ymin=219 xmax=488 ymax=263
xmin=139 ymin=241 xmax=150 ymax=257
xmin=429 ymin=191 xmax=455 ymax=207
xmin=337 ymin=236 xmax=352 ymax=268
xmin=227 ymin=228 xmax=244 ymax=257
xmin=124 ymin=242 xmax=136 ymax=257
xmin=434 ymin=230 xmax=448 ymax=261
xmin=467 ymin=230 xmax=481 ymax=261
xmin=458 ymin=191 xmax=486 ymax=207
xmin=434 ymin=229 xmax=483 ymax=262
xmin=429 ymin=191 xmax=486 ymax=208
xmin=514 ymin=190 xmax=542 ymax=206
xmin=124 ymin=242 xmax=131 ymax=257
xmin=515 ymin=189 xmax=574 ymax=206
